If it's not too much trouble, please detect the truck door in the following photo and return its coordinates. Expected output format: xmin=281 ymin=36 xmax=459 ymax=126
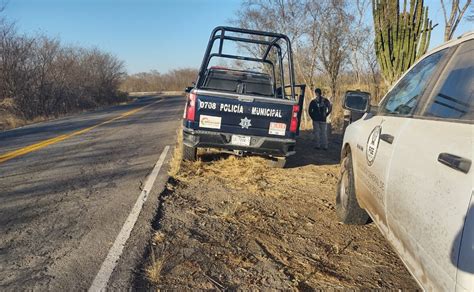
xmin=350 ymin=112 xmax=407 ymax=233
xmin=385 ymin=40 xmax=473 ymax=291
xmin=353 ymin=47 xmax=449 ymax=236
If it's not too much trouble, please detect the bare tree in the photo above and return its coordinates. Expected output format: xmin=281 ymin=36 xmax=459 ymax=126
xmin=232 ymin=0 xmax=320 ymax=127
xmin=32 ymin=36 xmax=61 ymax=116
xmin=233 ymin=0 xmax=307 ymax=76
xmin=318 ymin=0 xmax=353 ymax=102
xmin=231 ymin=0 xmax=382 ymax=129
xmin=290 ymin=1 xmax=323 ymax=127
xmin=440 ymin=0 xmax=472 ymax=41
xmin=346 ymin=0 xmax=371 ymax=86
xmin=468 ymin=3 xmax=474 ymax=21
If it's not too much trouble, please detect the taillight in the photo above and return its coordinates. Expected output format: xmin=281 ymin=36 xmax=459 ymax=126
xmin=185 ymin=92 xmax=197 ymax=121
xmin=290 ymin=104 xmax=299 ymax=133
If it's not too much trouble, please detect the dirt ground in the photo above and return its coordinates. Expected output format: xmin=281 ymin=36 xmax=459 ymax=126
xmin=141 ymin=130 xmax=419 ymax=290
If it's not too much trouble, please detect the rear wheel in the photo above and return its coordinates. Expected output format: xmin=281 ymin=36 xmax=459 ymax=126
xmin=336 ymin=153 xmax=369 ymax=224
xmin=182 ymin=144 xmax=197 ymax=161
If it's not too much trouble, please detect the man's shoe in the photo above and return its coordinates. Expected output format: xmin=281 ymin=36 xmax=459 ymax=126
xmin=314 ymin=146 xmax=321 ymax=150
xmin=323 ymin=147 xmax=328 ymax=151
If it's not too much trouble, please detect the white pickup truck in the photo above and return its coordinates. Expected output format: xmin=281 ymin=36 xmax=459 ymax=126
xmin=337 ymin=32 xmax=473 ymax=291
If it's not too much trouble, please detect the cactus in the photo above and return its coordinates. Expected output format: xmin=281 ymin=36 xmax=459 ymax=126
xmin=372 ymin=0 xmax=433 ymax=85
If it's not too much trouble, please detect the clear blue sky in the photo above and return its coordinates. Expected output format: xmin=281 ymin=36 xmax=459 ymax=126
xmin=6 ymin=0 xmax=473 ymax=74
xmin=7 ymin=0 xmax=242 ymax=73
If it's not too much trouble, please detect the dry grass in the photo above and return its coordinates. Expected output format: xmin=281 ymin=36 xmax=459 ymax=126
xmin=168 ymin=126 xmax=283 ymax=196
xmin=146 ymin=232 xmax=167 ymax=284
xmin=168 ymin=127 xmax=184 ymax=177
xmin=0 ymin=112 xmax=24 ymax=131
xmin=165 ymin=128 xmax=338 ymax=200
xmin=178 ymin=155 xmax=269 ymax=186
xmin=0 ymin=112 xmax=50 ymax=131
xmin=145 ymin=259 xmax=164 ymax=285
xmin=0 ymin=95 xmax=134 ymax=132
xmin=153 ymin=231 xmax=166 ymax=244
xmin=0 ymin=99 xmax=25 ymax=130
xmin=177 ymin=151 xmax=336 ymax=199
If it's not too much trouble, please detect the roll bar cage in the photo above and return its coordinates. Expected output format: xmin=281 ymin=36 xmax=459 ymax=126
xmin=196 ymin=26 xmax=296 ymax=100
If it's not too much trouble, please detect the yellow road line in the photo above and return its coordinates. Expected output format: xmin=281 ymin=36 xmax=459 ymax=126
xmin=0 ymin=100 xmax=159 ymax=164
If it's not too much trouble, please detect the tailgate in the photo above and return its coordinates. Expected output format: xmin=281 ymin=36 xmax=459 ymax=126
xmin=195 ymin=92 xmax=295 ymax=138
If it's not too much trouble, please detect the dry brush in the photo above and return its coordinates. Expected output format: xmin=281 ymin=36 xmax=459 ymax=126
xmin=0 ymin=18 xmax=127 ymax=130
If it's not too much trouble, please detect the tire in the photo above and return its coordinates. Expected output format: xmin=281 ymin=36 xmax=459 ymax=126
xmin=182 ymin=144 xmax=197 ymax=161
xmin=335 ymin=154 xmax=369 ymax=224
xmin=269 ymin=157 xmax=286 ymax=168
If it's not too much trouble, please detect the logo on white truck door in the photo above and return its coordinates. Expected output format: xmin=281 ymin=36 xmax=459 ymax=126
xmin=199 ymin=115 xmax=222 ymax=129
xmin=366 ymin=125 xmax=381 ymax=166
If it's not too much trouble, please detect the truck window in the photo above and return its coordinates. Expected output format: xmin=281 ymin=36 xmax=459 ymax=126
xmin=423 ymin=40 xmax=474 ymax=121
xmin=380 ymin=49 xmax=447 ymax=116
xmin=245 ymin=80 xmax=273 ymax=96
xmin=202 ymin=70 xmax=274 ymax=97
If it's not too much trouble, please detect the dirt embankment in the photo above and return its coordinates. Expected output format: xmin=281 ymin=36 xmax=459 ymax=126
xmin=139 ymin=131 xmax=419 ymax=290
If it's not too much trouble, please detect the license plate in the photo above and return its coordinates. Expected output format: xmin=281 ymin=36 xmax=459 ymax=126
xmin=231 ymin=135 xmax=251 ymax=146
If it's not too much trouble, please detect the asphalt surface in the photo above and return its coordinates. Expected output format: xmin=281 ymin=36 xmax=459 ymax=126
xmin=0 ymin=95 xmax=184 ymax=290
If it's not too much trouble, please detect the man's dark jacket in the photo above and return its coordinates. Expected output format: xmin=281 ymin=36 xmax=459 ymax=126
xmin=309 ymin=97 xmax=332 ymax=122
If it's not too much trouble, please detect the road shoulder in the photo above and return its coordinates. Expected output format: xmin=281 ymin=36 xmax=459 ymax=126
xmin=136 ymin=131 xmax=419 ymax=289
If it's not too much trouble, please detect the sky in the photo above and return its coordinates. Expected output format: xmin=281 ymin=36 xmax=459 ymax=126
xmin=6 ymin=0 xmax=473 ymax=74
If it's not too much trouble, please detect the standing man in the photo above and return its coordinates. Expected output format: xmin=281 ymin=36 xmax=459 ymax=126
xmin=309 ymin=88 xmax=332 ymax=150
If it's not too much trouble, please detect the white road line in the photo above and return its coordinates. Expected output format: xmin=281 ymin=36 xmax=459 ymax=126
xmin=89 ymin=145 xmax=170 ymax=292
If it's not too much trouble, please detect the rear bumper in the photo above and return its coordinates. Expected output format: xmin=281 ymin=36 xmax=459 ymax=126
xmin=183 ymin=127 xmax=296 ymax=157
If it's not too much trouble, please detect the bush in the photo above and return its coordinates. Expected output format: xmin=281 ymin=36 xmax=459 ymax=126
xmin=0 ymin=19 xmax=127 ymax=122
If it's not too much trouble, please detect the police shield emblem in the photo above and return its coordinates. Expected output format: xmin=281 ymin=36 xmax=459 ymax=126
xmin=366 ymin=125 xmax=381 ymax=166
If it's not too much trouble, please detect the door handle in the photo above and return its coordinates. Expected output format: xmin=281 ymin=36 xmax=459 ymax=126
xmin=380 ymin=133 xmax=394 ymax=144
xmin=438 ymin=153 xmax=471 ymax=174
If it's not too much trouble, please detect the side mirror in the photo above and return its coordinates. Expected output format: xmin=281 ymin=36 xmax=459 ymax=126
xmin=184 ymin=86 xmax=194 ymax=93
xmin=343 ymin=91 xmax=371 ymax=113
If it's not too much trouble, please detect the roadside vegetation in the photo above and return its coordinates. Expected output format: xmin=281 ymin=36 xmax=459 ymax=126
xmin=120 ymin=68 xmax=198 ymax=93
xmin=232 ymin=0 xmax=472 ymax=129
xmin=123 ymin=0 xmax=471 ymax=131
xmin=0 ymin=12 xmax=127 ymax=130
xmin=232 ymin=0 xmax=384 ymax=130
xmin=2 ymin=1 xmax=471 ymax=132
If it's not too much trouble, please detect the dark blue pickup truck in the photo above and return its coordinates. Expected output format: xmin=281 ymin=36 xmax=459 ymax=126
xmin=183 ymin=26 xmax=305 ymax=167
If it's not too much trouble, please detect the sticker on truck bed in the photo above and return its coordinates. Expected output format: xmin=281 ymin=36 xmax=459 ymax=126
xmin=199 ymin=115 xmax=221 ymax=129
xmin=269 ymin=122 xmax=286 ymax=136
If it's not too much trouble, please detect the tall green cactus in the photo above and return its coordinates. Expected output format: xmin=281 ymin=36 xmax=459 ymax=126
xmin=373 ymin=0 xmax=433 ymax=85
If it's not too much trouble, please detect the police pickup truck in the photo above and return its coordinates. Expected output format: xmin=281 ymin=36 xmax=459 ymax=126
xmin=337 ymin=32 xmax=473 ymax=291
xmin=182 ymin=26 xmax=305 ymax=167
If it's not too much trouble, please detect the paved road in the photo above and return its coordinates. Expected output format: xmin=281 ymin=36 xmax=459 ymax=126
xmin=0 ymin=95 xmax=184 ymax=290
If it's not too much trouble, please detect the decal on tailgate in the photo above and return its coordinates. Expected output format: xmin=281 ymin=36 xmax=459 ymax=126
xmin=199 ymin=115 xmax=222 ymax=129
xmin=269 ymin=122 xmax=286 ymax=136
